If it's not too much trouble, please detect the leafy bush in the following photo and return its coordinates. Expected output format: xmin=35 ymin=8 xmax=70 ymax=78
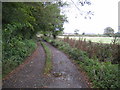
xmin=44 ymin=38 xmax=119 ymax=88
xmin=80 ymin=58 xmax=119 ymax=88
xmin=2 ymin=39 xmax=37 ymax=77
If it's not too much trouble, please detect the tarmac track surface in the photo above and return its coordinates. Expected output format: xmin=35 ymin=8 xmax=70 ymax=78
xmin=2 ymin=42 xmax=89 ymax=88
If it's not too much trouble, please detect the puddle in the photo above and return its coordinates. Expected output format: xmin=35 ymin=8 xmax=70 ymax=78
xmin=53 ymin=71 xmax=66 ymax=77
xmin=53 ymin=71 xmax=72 ymax=81
xmin=53 ymin=72 xmax=63 ymax=77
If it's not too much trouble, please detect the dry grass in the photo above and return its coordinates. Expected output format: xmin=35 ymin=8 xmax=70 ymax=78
xmin=62 ymin=37 xmax=119 ymax=64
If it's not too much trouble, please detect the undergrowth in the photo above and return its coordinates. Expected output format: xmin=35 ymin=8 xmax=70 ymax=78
xmin=63 ymin=37 xmax=120 ymax=64
xmin=43 ymin=37 xmax=119 ymax=88
xmin=2 ymin=39 xmax=37 ymax=78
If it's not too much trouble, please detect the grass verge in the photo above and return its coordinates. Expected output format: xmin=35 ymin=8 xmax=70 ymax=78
xmin=40 ymin=41 xmax=52 ymax=75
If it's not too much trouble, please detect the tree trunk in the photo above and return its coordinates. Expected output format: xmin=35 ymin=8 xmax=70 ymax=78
xmin=53 ymin=34 xmax=56 ymax=39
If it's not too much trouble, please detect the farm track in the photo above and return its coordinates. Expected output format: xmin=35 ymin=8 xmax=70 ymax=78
xmin=2 ymin=42 xmax=51 ymax=88
xmin=2 ymin=42 xmax=89 ymax=88
xmin=44 ymin=42 xmax=89 ymax=88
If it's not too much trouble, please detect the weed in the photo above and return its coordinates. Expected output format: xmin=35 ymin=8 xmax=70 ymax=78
xmin=63 ymin=37 xmax=119 ymax=64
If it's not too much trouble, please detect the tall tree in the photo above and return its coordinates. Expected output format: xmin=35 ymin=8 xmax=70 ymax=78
xmin=104 ymin=27 xmax=114 ymax=36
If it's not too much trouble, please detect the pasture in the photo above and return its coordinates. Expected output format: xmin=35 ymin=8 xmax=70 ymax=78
xmin=58 ymin=36 xmax=120 ymax=44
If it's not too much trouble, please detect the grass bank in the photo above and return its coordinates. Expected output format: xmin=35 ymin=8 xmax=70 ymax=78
xmin=40 ymin=41 xmax=52 ymax=75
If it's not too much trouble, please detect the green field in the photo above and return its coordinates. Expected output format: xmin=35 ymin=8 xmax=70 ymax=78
xmin=58 ymin=36 xmax=120 ymax=44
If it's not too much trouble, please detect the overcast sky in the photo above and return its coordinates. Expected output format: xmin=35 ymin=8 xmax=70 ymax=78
xmin=61 ymin=0 xmax=119 ymax=34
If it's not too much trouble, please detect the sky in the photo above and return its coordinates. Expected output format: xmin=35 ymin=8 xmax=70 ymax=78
xmin=61 ymin=0 xmax=119 ymax=34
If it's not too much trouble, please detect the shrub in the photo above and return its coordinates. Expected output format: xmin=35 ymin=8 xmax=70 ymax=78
xmin=2 ymin=39 xmax=37 ymax=77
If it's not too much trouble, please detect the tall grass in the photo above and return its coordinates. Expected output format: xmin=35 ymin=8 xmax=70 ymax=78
xmin=63 ymin=37 xmax=120 ymax=64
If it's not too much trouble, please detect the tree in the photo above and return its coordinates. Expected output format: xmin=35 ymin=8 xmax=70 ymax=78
xmin=3 ymin=2 xmax=67 ymax=40
xmin=74 ymin=29 xmax=79 ymax=35
xmin=42 ymin=2 xmax=67 ymax=39
xmin=29 ymin=2 xmax=67 ymax=39
xmin=104 ymin=27 xmax=114 ymax=36
xmin=115 ymin=32 xmax=120 ymax=37
xmin=2 ymin=2 xmax=67 ymax=76
xmin=82 ymin=32 xmax=85 ymax=35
